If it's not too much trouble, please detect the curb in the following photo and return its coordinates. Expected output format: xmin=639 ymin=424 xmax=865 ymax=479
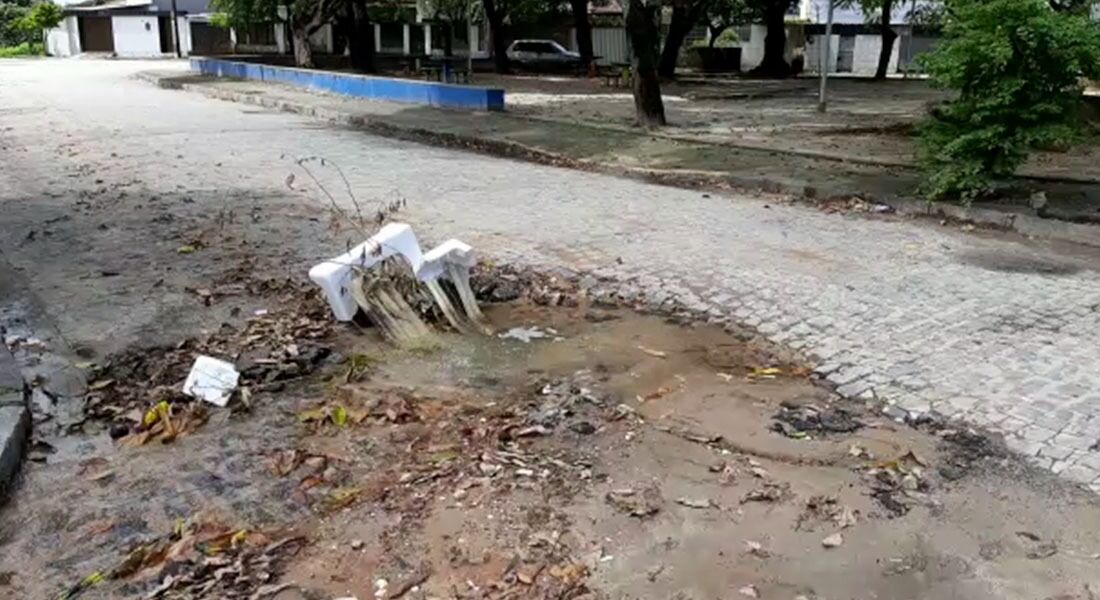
xmin=141 ymin=72 xmax=1100 ymax=250
xmin=0 ymin=339 xmax=30 ymax=497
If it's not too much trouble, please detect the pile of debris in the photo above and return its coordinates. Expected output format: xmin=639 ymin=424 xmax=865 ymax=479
xmin=83 ymin=277 xmax=335 ymax=442
xmin=862 ymin=451 xmax=932 ymax=517
xmin=471 ymin=264 xmax=586 ymax=308
xmin=58 ymin=519 xmax=304 ymax=600
xmin=770 ymin=402 xmax=863 ymax=439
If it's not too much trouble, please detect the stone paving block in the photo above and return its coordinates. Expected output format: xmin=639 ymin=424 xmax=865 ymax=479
xmin=1060 ymin=464 xmax=1099 ymax=485
xmin=0 ymin=405 xmax=29 ymax=493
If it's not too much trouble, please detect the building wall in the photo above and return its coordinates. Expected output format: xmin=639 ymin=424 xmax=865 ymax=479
xmin=590 ymin=27 xmax=628 ymax=65
xmin=111 ymin=15 xmax=162 ymax=57
xmin=851 ymin=33 xmax=898 ymax=74
xmin=46 ymin=16 xmax=81 ymax=57
xmin=804 ymin=33 xmax=839 ymax=73
xmin=175 ymin=15 xmax=192 ymax=55
xmin=738 ymin=24 xmax=767 ymax=71
xmin=805 ymin=33 xmax=900 ymax=75
xmin=738 ymin=25 xmax=802 ymax=71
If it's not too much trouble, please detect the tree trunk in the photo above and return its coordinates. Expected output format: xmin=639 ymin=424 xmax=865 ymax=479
xmin=343 ymin=0 xmax=375 ymax=73
xmin=658 ymin=0 xmax=706 ymax=78
xmin=708 ymin=24 xmax=729 ymax=48
xmin=625 ymin=0 xmax=666 ymax=127
xmin=874 ymin=0 xmax=896 ymax=80
xmin=752 ymin=0 xmax=790 ymax=77
xmin=483 ymin=0 xmax=510 ymax=73
xmin=292 ymin=25 xmax=315 ymax=67
xmin=569 ymin=0 xmax=594 ymax=69
xmin=442 ymin=20 xmax=453 ymax=57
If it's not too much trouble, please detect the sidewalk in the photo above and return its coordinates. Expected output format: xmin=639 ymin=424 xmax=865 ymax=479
xmin=139 ymin=70 xmax=1100 ymax=249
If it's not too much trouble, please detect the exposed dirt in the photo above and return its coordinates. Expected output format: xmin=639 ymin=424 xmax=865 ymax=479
xmin=1 ymin=281 xmax=1099 ymax=600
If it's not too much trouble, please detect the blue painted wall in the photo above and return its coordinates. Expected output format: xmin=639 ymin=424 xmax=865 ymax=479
xmin=191 ymin=58 xmax=506 ymax=112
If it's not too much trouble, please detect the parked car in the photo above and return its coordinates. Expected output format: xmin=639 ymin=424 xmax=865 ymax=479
xmin=505 ymin=39 xmax=583 ymax=70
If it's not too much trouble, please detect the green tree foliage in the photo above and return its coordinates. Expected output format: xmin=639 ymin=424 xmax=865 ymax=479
xmin=704 ymin=0 xmax=751 ymax=47
xmin=1 ymin=0 xmax=59 ymax=48
xmin=1 ymin=0 xmax=33 ymax=46
xmin=209 ymin=0 xmax=280 ymax=28
xmin=917 ymin=0 xmax=1100 ymax=202
xmin=19 ymin=1 xmax=60 ymax=33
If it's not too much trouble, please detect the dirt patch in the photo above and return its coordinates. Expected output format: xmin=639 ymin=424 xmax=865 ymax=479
xmin=956 ymin=248 xmax=1084 ymax=276
xmin=2 ymin=274 xmax=1099 ymax=600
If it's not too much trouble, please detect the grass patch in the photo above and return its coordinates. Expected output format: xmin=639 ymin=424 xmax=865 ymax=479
xmin=0 ymin=42 xmax=44 ymax=58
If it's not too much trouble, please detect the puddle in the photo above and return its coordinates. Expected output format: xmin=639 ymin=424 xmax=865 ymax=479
xmin=1 ymin=298 xmax=1099 ymax=600
xmin=956 ymin=248 xmax=1083 ymax=276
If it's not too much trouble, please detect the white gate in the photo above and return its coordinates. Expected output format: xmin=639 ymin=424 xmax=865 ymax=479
xmin=591 ymin=27 xmax=629 ymax=65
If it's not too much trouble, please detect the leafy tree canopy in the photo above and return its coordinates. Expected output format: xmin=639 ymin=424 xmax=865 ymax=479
xmin=918 ymin=0 xmax=1100 ymax=201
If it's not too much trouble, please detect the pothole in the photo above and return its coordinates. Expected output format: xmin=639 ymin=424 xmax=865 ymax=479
xmin=956 ymin=248 xmax=1082 ymax=275
xmin=0 ymin=266 xmax=1093 ymax=600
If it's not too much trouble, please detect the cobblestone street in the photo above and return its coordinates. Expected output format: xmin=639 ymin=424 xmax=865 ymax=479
xmin=3 ymin=58 xmax=1100 ymax=490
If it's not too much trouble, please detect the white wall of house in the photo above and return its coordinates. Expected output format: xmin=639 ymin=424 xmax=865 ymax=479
xmin=308 ymin=23 xmax=333 ymax=52
xmin=852 ymin=34 xmax=898 ymax=74
xmin=175 ymin=15 xmax=192 ymax=56
xmin=111 ymin=15 xmax=162 ymax=57
xmin=738 ymin=24 xmax=767 ymax=71
xmin=45 ymin=15 xmax=81 ymax=56
xmin=806 ymin=33 xmax=899 ymax=75
xmin=805 ymin=34 xmax=839 ymax=73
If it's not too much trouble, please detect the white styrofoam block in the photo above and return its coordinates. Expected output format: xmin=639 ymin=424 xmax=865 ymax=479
xmin=417 ymin=239 xmax=475 ymax=282
xmin=309 ymin=223 xmax=425 ymax=321
xmin=182 ymin=355 xmax=239 ymax=407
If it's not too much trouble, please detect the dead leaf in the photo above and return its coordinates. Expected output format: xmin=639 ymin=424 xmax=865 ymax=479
xmin=548 ymin=562 xmax=587 ymax=586
xmin=636 ymin=345 xmax=667 ymax=358
xmin=331 ymin=405 xmax=348 ymax=427
xmin=640 ymin=386 xmax=672 ymax=402
xmin=748 ymin=367 xmax=782 ymax=380
xmin=676 ymin=497 xmax=714 ymax=509
xmin=297 ymin=408 xmax=326 ymax=423
xmin=87 ymin=379 xmax=115 ymax=391
xmin=323 ymin=487 xmax=362 ymax=511
xmin=176 ymin=245 xmax=196 ymax=254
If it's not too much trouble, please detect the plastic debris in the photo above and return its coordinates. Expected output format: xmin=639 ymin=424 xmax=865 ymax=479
xmin=182 ymin=355 xmax=240 ymax=407
xmin=499 ymin=327 xmax=551 ymax=343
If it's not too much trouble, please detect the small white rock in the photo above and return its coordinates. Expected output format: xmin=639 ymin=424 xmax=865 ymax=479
xmin=822 ymin=533 xmax=844 ymax=548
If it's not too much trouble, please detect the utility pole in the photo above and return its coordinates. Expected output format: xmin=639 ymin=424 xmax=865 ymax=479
xmin=816 ymin=0 xmax=835 ymax=113
xmin=170 ymin=0 xmax=181 ymax=57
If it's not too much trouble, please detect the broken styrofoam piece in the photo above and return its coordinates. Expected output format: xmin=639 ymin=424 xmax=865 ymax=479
xmin=416 ymin=239 xmax=476 ymax=282
xmin=181 ymin=355 xmax=239 ymax=407
xmin=309 ymin=223 xmax=426 ymax=322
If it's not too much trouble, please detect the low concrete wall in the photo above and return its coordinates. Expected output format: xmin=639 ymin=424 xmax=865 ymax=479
xmin=191 ymin=57 xmax=506 ymax=111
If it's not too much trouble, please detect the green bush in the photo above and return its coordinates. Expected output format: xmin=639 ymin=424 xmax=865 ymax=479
xmin=0 ymin=40 xmax=42 ymax=56
xmin=917 ymin=0 xmax=1100 ymax=202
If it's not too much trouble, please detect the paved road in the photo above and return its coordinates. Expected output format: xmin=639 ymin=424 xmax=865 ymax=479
xmin=3 ymin=59 xmax=1100 ymax=489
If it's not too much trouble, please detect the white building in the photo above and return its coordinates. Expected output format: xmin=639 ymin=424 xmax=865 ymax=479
xmin=799 ymin=0 xmax=937 ymax=76
xmin=44 ymin=0 xmax=229 ymax=57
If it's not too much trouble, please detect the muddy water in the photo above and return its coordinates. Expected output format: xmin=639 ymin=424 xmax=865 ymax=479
xmin=1 ymin=302 xmax=1099 ymax=600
